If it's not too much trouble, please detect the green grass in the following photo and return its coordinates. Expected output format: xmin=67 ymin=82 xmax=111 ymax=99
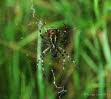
xmin=0 ymin=0 xmax=111 ymax=99
xmin=37 ymin=21 xmax=44 ymax=99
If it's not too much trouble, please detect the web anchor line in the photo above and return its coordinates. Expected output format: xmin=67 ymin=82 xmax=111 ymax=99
xmin=31 ymin=0 xmax=35 ymax=18
xmin=51 ymin=69 xmax=67 ymax=99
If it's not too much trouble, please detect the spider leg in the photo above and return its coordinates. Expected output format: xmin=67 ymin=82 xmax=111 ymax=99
xmin=40 ymin=33 xmax=45 ymax=40
xmin=58 ymin=47 xmax=75 ymax=64
xmin=37 ymin=47 xmax=50 ymax=67
xmin=40 ymin=47 xmax=51 ymax=58
xmin=57 ymin=48 xmax=66 ymax=69
xmin=40 ymin=31 xmax=49 ymax=43
xmin=39 ymin=29 xmax=46 ymax=40
xmin=37 ymin=47 xmax=50 ymax=80
xmin=39 ymin=24 xmax=49 ymax=43
xmin=62 ymin=24 xmax=68 ymax=37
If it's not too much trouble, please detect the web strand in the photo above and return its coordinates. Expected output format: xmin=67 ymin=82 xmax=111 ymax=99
xmin=51 ymin=69 xmax=67 ymax=99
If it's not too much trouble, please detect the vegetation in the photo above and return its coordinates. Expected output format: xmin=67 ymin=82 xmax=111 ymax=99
xmin=0 ymin=0 xmax=111 ymax=99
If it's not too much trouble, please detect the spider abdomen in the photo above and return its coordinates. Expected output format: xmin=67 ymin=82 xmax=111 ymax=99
xmin=51 ymin=51 xmax=58 ymax=57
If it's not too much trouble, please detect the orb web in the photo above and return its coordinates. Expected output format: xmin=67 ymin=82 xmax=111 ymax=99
xmin=29 ymin=3 xmax=77 ymax=98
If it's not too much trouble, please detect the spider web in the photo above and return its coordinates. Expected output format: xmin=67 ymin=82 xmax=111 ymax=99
xmin=37 ymin=21 xmax=76 ymax=99
xmin=37 ymin=21 xmax=68 ymax=99
xmin=30 ymin=1 xmax=77 ymax=99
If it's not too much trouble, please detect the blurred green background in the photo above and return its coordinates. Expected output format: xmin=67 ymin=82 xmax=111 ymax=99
xmin=0 ymin=0 xmax=111 ymax=99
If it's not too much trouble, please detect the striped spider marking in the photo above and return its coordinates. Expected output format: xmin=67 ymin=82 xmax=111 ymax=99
xmin=37 ymin=24 xmax=76 ymax=69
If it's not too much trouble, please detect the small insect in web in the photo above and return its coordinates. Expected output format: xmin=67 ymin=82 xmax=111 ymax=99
xmin=38 ymin=24 xmax=76 ymax=68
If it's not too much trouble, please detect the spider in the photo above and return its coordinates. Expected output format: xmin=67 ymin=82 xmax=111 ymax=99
xmin=38 ymin=24 xmax=75 ymax=66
